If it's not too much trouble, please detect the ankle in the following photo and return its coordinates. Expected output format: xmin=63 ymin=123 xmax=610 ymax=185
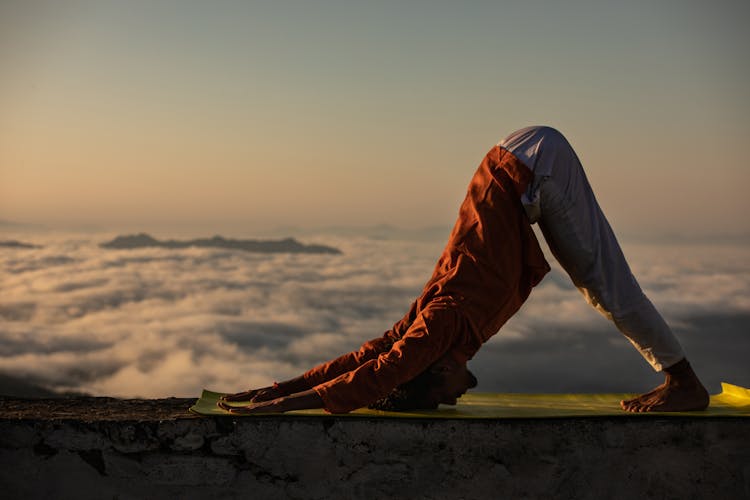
xmin=663 ymin=358 xmax=706 ymax=389
xmin=663 ymin=358 xmax=693 ymax=378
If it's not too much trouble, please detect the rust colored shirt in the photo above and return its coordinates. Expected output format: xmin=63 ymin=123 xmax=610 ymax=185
xmin=303 ymin=146 xmax=550 ymax=413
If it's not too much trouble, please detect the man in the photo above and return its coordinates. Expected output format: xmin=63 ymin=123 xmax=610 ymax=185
xmin=219 ymin=126 xmax=709 ymax=414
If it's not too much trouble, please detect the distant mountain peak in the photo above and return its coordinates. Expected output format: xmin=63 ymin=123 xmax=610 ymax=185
xmin=0 ymin=240 xmax=42 ymax=249
xmin=100 ymin=233 xmax=341 ymax=255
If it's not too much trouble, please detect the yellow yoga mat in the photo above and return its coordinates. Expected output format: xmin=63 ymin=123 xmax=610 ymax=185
xmin=190 ymin=382 xmax=750 ymax=418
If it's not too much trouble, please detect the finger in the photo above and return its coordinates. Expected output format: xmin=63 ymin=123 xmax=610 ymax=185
xmin=222 ymin=405 xmax=259 ymax=415
xmin=217 ymin=401 xmax=241 ymax=413
xmin=222 ymin=390 xmax=257 ymax=402
xmin=218 ymin=400 xmax=266 ymax=414
xmin=222 ymin=392 xmax=249 ymax=402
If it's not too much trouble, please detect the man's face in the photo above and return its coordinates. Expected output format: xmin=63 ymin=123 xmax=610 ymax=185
xmin=428 ymin=359 xmax=478 ymax=406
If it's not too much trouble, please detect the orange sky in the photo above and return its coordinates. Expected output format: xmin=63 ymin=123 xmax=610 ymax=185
xmin=1 ymin=1 xmax=749 ymax=239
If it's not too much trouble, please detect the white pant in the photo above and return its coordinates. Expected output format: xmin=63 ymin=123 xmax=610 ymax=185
xmin=502 ymin=126 xmax=685 ymax=371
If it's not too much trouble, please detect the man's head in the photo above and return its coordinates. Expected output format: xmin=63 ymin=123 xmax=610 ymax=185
xmin=425 ymin=354 xmax=478 ymax=406
xmin=369 ymin=353 xmax=478 ymax=411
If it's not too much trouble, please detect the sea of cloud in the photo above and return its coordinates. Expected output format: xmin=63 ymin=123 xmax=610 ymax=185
xmin=1 ymin=230 xmax=748 ymax=398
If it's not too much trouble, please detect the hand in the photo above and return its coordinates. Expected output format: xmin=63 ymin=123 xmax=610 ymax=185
xmin=218 ymin=389 xmax=324 ymax=414
xmin=220 ymin=385 xmax=282 ymax=403
xmin=217 ymin=398 xmax=286 ymax=414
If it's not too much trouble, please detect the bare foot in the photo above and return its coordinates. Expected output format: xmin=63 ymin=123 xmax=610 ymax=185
xmin=620 ymin=381 xmax=667 ymax=408
xmin=620 ymin=359 xmax=709 ymax=412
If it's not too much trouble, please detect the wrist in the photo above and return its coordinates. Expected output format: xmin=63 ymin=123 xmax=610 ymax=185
xmin=275 ymin=396 xmax=293 ymax=413
xmin=277 ymin=376 xmax=311 ymax=394
xmin=277 ymin=389 xmax=324 ymax=412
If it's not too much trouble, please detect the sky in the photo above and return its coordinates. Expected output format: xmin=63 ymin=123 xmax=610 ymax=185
xmin=1 ymin=0 xmax=749 ymax=238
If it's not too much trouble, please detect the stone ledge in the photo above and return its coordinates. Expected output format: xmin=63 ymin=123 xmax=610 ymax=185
xmin=0 ymin=396 xmax=198 ymax=421
xmin=1 ymin=397 xmax=749 ymax=500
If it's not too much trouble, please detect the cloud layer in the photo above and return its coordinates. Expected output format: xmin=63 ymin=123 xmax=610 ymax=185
xmin=1 ymin=231 xmax=748 ymax=398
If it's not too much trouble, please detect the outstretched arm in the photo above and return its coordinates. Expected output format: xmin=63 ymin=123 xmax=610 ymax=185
xmin=220 ymin=336 xmax=396 ymax=404
xmin=221 ymin=301 xmax=418 ymax=404
xmin=219 ymin=315 xmax=450 ymax=415
xmin=218 ymin=303 xmax=453 ymax=415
